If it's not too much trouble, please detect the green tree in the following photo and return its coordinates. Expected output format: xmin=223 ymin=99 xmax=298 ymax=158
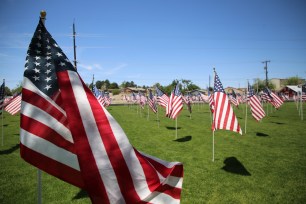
xmin=285 ymin=76 xmax=302 ymax=85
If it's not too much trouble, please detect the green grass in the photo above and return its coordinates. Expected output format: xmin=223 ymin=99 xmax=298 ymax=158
xmin=1 ymin=102 xmax=306 ymax=203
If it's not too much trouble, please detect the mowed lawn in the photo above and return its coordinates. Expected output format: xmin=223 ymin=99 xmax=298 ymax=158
xmin=0 ymin=102 xmax=305 ymax=203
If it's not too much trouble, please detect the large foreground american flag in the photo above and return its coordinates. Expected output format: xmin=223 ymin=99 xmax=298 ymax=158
xmin=212 ymin=71 xmax=242 ymax=134
xmin=248 ymin=84 xmax=265 ymax=121
xmin=20 ymin=19 xmax=183 ymax=204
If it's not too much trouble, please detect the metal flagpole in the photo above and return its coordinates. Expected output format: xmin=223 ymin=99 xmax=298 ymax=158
xmin=72 ymin=20 xmax=77 ymax=70
xmin=37 ymin=10 xmax=47 ymax=204
xmin=175 ymin=117 xmax=178 ymax=139
xmin=245 ymin=81 xmax=248 ymax=134
xmin=212 ymin=130 xmax=215 ymax=162
xmin=212 ymin=69 xmax=215 ymax=162
xmin=147 ymin=104 xmax=149 ymax=121
xmin=1 ymin=79 xmax=4 ymax=146
xmin=157 ymin=105 xmax=160 ymax=128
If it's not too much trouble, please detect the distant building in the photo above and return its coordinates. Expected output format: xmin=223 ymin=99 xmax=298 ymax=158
xmin=270 ymin=78 xmax=305 ymax=91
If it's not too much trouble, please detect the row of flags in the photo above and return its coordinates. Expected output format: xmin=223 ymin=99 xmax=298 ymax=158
xmin=2 ymin=15 xmax=305 ymax=203
xmin=0 ymin=81 xmax=21 ymax=116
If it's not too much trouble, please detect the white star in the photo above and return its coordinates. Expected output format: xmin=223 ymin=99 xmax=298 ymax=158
xmin=45 ymin=62 xmax=51 ymax=67
xmin=45 ymin=56 xmax=51 ymax=60
xmin=59 ymin=62 xmax=66 ymax=66
xmin=45 ymin=69 xmax=52 ymax=74
xmin=33 ymin=68 xmax=40 ymax=73
xmin=35 ymin=56 xmax=40 ymax=60
xmin=37 ymin=35 xmax=42 ymax=40
xmin=46 ymin=38 xmax=50 ymax=43
xmin=46 ymin=45 xmax=51 ymax=50
xmin=34 ymin=62 xmax=40 ymax=66
xmin=36 ymin=50 xmax=41 ymax=54
xmin=36 ymin=43 xmax=42 ymax=47
xmin=25 ymin=66 xmax=29 ymax=70
xmin=65 ymin=58 xmax=70 ymax=62
xmin=46 ymin=52 xmax=51 ymax=55
xmin=45 ymin=84 xmax=52 ymax=90
xmin=56 ymin=52 xmax=62 ymax=57
xmin=45 ymin=76 xmax=52 ymax=82
xmin=33 ymin=76 xmax=39 ymax=81
xmin=25 ymin=59 xmax=29 ymax=64
xmin=54 ymin=43 xmax=58 ymax=47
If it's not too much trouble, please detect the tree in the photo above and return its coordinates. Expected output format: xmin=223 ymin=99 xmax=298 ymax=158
xmin=109 ymin=82 xmax=119 ymax=89
xmin=286 ymin=76 xmax=302 ymax=85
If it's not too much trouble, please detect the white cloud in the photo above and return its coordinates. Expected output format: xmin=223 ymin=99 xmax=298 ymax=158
xmin=104 ymin=63 xmax=127 ymax=76
xmin=78 ymin=63 xmax=103 ymax=71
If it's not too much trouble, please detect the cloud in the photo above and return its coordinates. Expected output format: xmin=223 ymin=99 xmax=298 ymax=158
xmin=78 ymin=63 xmax=103 ymax=71
xmin=104 ymin=63 xmax=127 ymax=76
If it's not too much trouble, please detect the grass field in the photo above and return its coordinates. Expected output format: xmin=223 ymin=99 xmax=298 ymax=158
xmin=0 ymin=102 xmax=306 ymax=203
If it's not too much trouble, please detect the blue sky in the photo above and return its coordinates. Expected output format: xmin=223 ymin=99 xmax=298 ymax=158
xmin=1 ymin=0 xmax=306 ymax=89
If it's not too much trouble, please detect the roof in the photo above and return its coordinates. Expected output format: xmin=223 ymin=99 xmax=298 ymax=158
xmin=286 ymin=85 xmax=302 ymax=93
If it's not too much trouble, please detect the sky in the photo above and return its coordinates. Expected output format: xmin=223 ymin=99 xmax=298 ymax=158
xmin=0 ymin=0 xmax=306 ymax=90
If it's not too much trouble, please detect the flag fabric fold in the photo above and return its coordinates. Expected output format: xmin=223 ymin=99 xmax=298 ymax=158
xmin=4 ymin=93 xmax=21 ymax=115
xmin=248 ymin=83 xmax=265 ymax=121
xmin=212 ymin=71 xmax=242 ymax=134
xmin=166 ymin=84 xmax=183 ymax=119
xmin=20 ymin=19 xmax=183 ymax=204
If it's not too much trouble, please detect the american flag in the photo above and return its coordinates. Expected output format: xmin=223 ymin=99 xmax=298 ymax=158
xmin=263 ymin=87 xmax=283 ymax=108
xmin=248 ymin=83 xmax=265 ymax=121
xmin=230 ymin=89 xmax=239 ymax=107
xmin=155 ymin=86 xmax=169 ymax=108
xmin=208 ymin=88 xmax=214 ymax=113
xmin=167 ymin=83 xmax=183 ymax=119
xmin=147 ymin=89 xmax=157 ymax=113
xmin=20 ymin=19 xmax=183 ymax=203
xmin=4 ymin=93 xmax=21 ymax=115
xmin=0 ymin=81 xmax=5 ymax=115
xmin=302 ymin=84 xmax=306 ymax=101
xmin=182 ymin=93 xmax=192 ymax=114
xmin=213 ymin=71 xmax=242 ymax=134
xmin=92 ymin=85 xmax=106 ymax=107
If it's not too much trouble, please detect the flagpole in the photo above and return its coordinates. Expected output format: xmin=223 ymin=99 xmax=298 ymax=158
xmin=245 ymin=81 xmax=248 ymax=134
xmin=175 ymin=117 xmax=178 ymax=139
xmin=212 ymin=69 xmax=215 ymax=162
xmin=37 ymin=11 xmax=46 ymax=204
xmin=212 ymin=130 xmax=215 ymax=162
xmin=147 ymin=104 xmax=149 ymax=121
xmin=1 ymin=79 xmax=4 ymax=146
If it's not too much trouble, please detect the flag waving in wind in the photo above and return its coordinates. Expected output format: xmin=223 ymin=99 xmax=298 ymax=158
xmin=166 ymin=83 xmax=183 ymax=119
xmin=20 ymin=19 xmax=183 ymax=204
xmin=212 ymin=70 xmax=242 ymax=134
xmin=248 ymin=83 xmax=265 ymax=121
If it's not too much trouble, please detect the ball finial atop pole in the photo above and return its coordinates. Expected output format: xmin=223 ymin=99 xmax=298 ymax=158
xmin=40 ymin=10 xmax=46 ymax=24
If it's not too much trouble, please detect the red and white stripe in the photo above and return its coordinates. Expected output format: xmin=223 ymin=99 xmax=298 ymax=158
xmin=21 ymin=71 xmax=183 ymax=203
xmin=213 ymin=92 xmax=242 ymax=134
xmin=4 ymin=94 xmax=21 ymax=115
xmin=249 ymin=95 xmax=265 ymax=121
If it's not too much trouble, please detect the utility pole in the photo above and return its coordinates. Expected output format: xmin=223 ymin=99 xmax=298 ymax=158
xmin=262 ymin=60 xmax=270 ymax=87
xmin=73 ymin=20 xmax=77 ymax=70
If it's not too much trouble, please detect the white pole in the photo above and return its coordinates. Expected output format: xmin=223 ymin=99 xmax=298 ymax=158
xmin=245 ymin=100 xmax=247 ymax=134
xmin=301 ymin=93 xmax=303 ymax=120
xmin=175 ymin=117 xmax=178 ymax=139
xmin=147 ymin=104 xmax=149 ymax=121
xmin=37 ymin=169 xmax=42 ymax=204
xmin=212 ymin=131 xmax=215 ymax=162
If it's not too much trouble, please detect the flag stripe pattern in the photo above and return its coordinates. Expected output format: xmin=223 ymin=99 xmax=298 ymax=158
xmin=148 ymin=89 xmax=157 ymax=113
xmin=20 ymin=19 xmax=183 ymax=204
xmin=167 ymin=84 xmax=183 ymax=119
xmin=248 ymin=84 xmax=265 ymax=121
xmin=213 ymin=71 xmax=242 ymax=134
xmin=155 ymin=86 xmax=169 ymax=108
xmin=4 ymin=93 xmax=21 ymax=115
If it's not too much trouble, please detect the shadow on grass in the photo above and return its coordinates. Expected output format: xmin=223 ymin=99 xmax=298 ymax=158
xmin=221 ymin=157 xmax=251 ymax=176
xmin=237 ymin=117 xmax=243 ymax=119
xmin=0 ymin=144 xmax=19 ymax=155
xmin=73 ymin=189 xmax=89 ymax=200
xmin=256 ymin=132 xmax=269 ymax=137
xmin=271 ymin=121 xmax=285 ymax=125
xmin=166 ymin=126 xmax=181 ymax=130
xmin=173 ymin=136 xmax=192 ymax=142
